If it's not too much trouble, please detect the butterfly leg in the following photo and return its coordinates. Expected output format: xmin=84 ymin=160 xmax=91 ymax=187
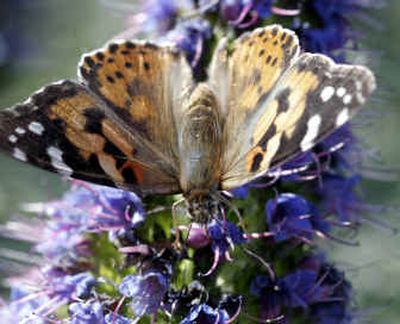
xmin=213 ymin=191 xmax=246 ymax=230
xmin=171 ymin=198 xmax=186 ymax=249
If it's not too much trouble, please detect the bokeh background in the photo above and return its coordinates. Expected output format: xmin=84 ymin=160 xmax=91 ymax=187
xmin=0 ymin=0 xmax=398 ymax=322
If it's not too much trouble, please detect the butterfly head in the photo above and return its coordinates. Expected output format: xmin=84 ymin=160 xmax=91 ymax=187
xmin=185 ymin=191 xmax=220 ymax=224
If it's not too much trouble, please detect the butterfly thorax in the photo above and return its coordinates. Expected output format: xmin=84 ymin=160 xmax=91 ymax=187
xmin=177 ymin=83 xmax=222 ymax=223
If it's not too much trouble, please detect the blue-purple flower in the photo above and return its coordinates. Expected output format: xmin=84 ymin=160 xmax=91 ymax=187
xmin=69 ymin=301 xmax=105 ymax=324
xmin=251 ymin=255 xmax=353 ymax=321
xmin=181 ymin=295 xmax=242 ymax=324
xmin=180 ymin=304 xmax=230 ymax=324
xmin=119 ymin=270 xmax=169 ymax=317
xmin=265 ymin=193 xmax=330 ymax=243
xmin=166 ymin=18 xmax=212 ymax=72
xmin=0 ymin=0 xmax=385 ymax=322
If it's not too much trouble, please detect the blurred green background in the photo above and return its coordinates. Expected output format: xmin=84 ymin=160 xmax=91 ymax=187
xmin=0 ymin=0 xmax=399 ymax=322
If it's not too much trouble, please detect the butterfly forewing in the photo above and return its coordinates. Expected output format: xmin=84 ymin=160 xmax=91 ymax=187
xmin=212 ymin=28 xmax=376 ymax=190
xmin=0 ymin=45 xmax=190 ymax=195
xmin=79 ymin=41 xmax=194 ymax=173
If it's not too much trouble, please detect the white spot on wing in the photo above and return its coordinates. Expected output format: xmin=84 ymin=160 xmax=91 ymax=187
xmin=320 ymin=86 xmax=335 ymax=102
xmin=336 ymin=108 xmax=349 ymax=127
xmin=13 ymin=148 xmax=27 ymax=162
xmin=28 ymin=122 xmax=45 ymax=135
xmin=8 ymin=135 xmax=17 ymax=143
xmin=343 ymin=94 xmax=352 ymax=105
xmin=15 ymin=127 xmax=26 ymax=135
xmin=300 ymin=115 xmax=321 ymax=151
xmin=47 ymin=146 xmax=73 ymax=176
xmin=336 ymin=87 xmax=346 ymax=97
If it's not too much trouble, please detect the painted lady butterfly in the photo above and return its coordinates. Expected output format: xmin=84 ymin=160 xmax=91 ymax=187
xmin=0 ymin=25 xmax=375 ymax=223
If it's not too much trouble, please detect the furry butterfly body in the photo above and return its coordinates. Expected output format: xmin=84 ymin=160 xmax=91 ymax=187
xmin=0 ymin=25 xmax=375 ymax=223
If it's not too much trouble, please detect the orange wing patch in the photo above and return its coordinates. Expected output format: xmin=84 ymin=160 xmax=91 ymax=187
xmin=0 ymin=80 xmax=180 ymax=195
xmin=79 ymin=41 xmax=193 ymax=165
xmin=227 ymin=25 xmax=299 ymax=115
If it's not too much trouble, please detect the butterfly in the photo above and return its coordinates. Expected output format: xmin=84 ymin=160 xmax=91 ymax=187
xmin=0 ymin=25 xmax=375 ymax=223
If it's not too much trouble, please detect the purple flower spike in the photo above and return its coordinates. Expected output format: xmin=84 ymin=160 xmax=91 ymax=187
xmin=201 ymin=220 xmax=247 ymax=276
xmin=142 ymin=0 xmax=194 ymax=33
xmin=181 ymin=295 xmax=242 ymax=323
xmin=217 ymin=0 xmax=272 ymax=28
xmin=104 ymin=313 xmax=132 ymax=324
xmin=42 ymin=182 xmax=145 ymax=238
xmin=69 ymin=301 xmax=105 ymax=324
xmin=119 ymin=271 xmax=169 ymax=317
xmin=180 ymin=304 xmax=229 ymax=324
xmin=250 ymin=270 xmax=323 ymax=318
xmin=265 ymin=193 xmax=330 ymax=243
xmin=0 ymin=285 xmax=50 ymax=323
xmin=316 ymin=175 xmax=361 ymax=224
xmin=166 ymin=18 xmax=212 ymax=69
xmin=47 ymin=272 xmax=96 ymax=301
xmin=208 ymin=220 xmax=247 ymax=253
xmin=281 ymin=270 xmax=325 ymax=308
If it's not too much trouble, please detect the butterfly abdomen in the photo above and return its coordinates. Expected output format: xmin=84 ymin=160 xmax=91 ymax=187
xmin=178 ymin=84 xmax=222 ymax=195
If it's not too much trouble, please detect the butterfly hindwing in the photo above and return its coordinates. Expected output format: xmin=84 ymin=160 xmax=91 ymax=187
xmin=0 ymin=80 xmax=181 ymax=195
xmin=212 ymin=28 xmax=376 ymax=189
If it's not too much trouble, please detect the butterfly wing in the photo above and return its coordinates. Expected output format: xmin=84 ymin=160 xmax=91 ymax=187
xmin=208 ymin=25 xmax=376 ymax=189
xmin=79 ymin=41 xmax=193 ymax=170
xmin=0 ymin=41 xmax=194 ymax=195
